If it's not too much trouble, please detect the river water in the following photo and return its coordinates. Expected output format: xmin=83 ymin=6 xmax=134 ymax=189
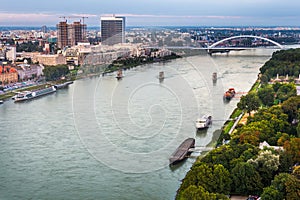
xmin=0 ymin=49 xmax=275 ymax=200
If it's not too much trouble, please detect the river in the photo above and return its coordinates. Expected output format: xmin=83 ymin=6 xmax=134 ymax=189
xmin=0 ymin=49 xmax=275 ymax=199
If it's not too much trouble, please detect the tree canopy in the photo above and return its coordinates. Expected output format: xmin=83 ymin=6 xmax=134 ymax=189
xmin=237 ymin=92 xmax=260 ymax=115
xmin=177 ymin=48 xmax=300 ymax=200
xmin=43 ymin=65 xmax=69 ymax=81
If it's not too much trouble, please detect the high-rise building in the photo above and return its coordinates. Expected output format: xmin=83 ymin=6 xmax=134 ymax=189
xmin=57 ymin=21 xmax=68 ymax=49
xmin=57 ymin=21 xmax=87 ymax=49
xmin=101 ymin=16 xmax=125 ymax=45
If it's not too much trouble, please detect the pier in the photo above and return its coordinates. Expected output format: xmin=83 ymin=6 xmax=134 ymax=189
xmin=188 ymin=146 xmax=214 ymax=152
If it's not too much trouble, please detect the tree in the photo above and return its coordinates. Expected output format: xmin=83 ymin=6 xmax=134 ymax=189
xmin=276 ymin=83 xmax=297 ymax=103
xmin=43 ymin=65 xmax=69 ymax=81
xmin=281 ymin=96 xmax=300 ymax=123
xmin=257 ymin=86 xmax=275 ymax=107
xmin=277 ymin=133 xmax=290 ymax=146
xmin=248 ymin=150 xmax=280 ymax=187
xmin=180 ymin=185 xmax=229 ymax=200
xmin=238 ymin=130 xmax=260 ymax=146
xmin=181 ymin=185 xmax=206 ymax=200
xmin=260 ymin=186 xmax=281 ymax=200
xmin=270 ymin=173 xmax=291 ymax=199
xmin=272 ymin=82 xmax=281 ymax=92
xmin=211 ymin=164 xmax=231 ymax=194
xmin=237 ymin=120 xmax=274 ymax=145
xmin=260 ymin=74 xmax=269 ymax=84
xmin=283 ymin=138 xmax=300 ymax=164
xmin=237 ymin=92 xmax=260 ymax=115
xmin=245 ymin=106 xmax=290 ymax=144
xmin=285 ymin=169 xmax=300 ymax=200
xmin=178 ymin=162 xmax=213 ymax=194
xmin=278 ymin=151 xmax=294 ymax=173
xmin=231 ymin=162 xmax=263 ymax=195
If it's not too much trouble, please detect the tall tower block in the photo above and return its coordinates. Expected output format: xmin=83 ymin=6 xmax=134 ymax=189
xmin=101 ymin=16 xmax=125 ymax=45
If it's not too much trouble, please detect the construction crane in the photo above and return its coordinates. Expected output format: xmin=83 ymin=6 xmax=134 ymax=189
xmin=59 ymin=16 xmax=88 ymax=24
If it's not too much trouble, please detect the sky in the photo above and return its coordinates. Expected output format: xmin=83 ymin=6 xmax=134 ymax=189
xmin=0 ymin=0 xmax=300 ymax=27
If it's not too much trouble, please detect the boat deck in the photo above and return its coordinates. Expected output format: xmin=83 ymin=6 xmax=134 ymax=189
xmin=169 ymin=138 xmax=195 ymax=165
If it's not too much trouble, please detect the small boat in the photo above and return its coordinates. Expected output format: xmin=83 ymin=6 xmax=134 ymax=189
xmin=116 ymin=69 xmax=123 ymax=80
xmin=223 ymin=88 xmax=235 ymax=101
xmin=159 ymin=71 xmax=164 ymax=83
xmin=0 ymin=100 xmax=3 ymax=104
xmin=212 ymin=72 xmax=217 ymax=83
xmin=14 ymin=86 xmax=56 ymax=102
xmin=195 ymin=115 xmax=212 ymax=130
xmin=169 ymin=138 xmax=195 ymax=165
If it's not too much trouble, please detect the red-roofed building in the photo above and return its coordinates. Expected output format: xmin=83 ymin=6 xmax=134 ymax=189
xmin=0 ymin=66 xmax=18 ymax=85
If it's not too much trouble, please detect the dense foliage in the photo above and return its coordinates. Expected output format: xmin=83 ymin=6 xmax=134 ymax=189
xmin=16 ymin=41 xmax=43 ymax=52
xmin=176 ymin=48 xmax=300 ymax=199
xmin=260 ymin=48 xmax=300 ymax=81
xmin=43 ymin=65 xmax=69 ymax=81
xmin=104 ymin=53 xmax=181 ymax=73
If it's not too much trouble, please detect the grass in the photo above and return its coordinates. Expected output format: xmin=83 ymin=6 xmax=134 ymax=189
xmin=216 ymin=108 xmax=243 ymax=146
xmin=0 ymin=83 xmax=51 ymax=101
xmin=249 ymin=80 xmax=261 ymax=92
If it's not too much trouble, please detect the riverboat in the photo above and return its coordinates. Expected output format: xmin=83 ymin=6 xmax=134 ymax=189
xmin=116 ymin=69 xmax=123 ymax=80
xmin=195 ymin=115 xmax=212 ymax=130
xmin=159 ymin=71 xmax=164 ymax=83
xmin=212 ymin=72 xmax=217 ymax=83
xmin=169 ymin=138 xmax=195 ymax=165
xmin=14 ymin=86 xmax=56 ymax=102
xmin=223 ymin=88 xmax=235 ymax=101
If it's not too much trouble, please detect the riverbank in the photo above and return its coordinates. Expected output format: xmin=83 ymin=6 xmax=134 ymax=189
xmin=0 ymin=79 xmax=74 ymax=101
xmin=0 ymin=52 xmax=181 ymax=102
xmin=102 ymin=52 xmax=181 ymax=74
xmin=176 ymin=48 xmax=300 ymax=199
xmin=0 ymin=83 xmax=53 ymax=101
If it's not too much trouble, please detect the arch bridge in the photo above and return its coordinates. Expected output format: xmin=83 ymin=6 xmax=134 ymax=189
xmin=207 ymin=35 xmax=284 ymax=54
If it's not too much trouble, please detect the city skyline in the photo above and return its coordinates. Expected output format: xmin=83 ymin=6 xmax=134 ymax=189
xmin=0 ymin=0 xmax=300 ymax=27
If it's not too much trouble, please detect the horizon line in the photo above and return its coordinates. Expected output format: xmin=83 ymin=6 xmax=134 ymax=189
xmin=0 ymin=25 xmax=300 ymax=28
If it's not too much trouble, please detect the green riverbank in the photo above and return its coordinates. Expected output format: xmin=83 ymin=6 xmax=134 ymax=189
xmin=176 ymin=48 xmax=300 ymax=200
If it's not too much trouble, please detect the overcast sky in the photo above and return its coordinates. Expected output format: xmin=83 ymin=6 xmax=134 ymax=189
xmin=0 ymin=0 xmax=299 ymax=26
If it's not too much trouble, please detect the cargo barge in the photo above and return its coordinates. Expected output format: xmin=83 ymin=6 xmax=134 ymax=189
xmin=169 ymin=138 xmax=195 ymax=165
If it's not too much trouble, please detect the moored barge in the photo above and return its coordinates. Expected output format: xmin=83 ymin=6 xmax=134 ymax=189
xmin=169 ymin=138 xmax=195 ymax=165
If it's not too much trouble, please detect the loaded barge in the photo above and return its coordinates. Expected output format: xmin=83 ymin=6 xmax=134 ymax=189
xmin=169 ymin=138 xmax=195 ymax=165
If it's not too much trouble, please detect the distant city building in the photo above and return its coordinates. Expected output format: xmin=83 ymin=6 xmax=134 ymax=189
xmin=35 ymin=54 xmax=66 ymax=66
xmin=41 ymin=25 xmax=48 ymax=33
xmin=56 ymin=21 xmax=87 ymax=49
xmin=101 ymin=16 xmax=125 ymax=45
xmin=16 ymin=64 xmax=43 ymax=80
xmin=6 ymin=46 xmax=17 ymax=61
xmin=0 ymin=66 xmax=18 ymax=84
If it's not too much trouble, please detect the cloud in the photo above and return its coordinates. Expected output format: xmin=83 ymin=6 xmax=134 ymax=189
xmin=0 ymin=11 xmax=298 ymax=26
xmin=0 ymin=12 xmax=99 ymax=26
xmin=101 ymin=13 xmax=242 ymax=19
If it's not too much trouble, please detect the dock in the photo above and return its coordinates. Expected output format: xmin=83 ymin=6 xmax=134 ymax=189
xmin=54 ymin=81 xmax=73 ymax=89
xmin=169 ymin=138 xmax=195 ymax=165
xmin=188 ymin=146 xmax=214 ymax=152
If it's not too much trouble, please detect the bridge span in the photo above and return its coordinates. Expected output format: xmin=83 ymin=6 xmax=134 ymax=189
xmin=146 ymin=35 xmax=284 ymax=55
